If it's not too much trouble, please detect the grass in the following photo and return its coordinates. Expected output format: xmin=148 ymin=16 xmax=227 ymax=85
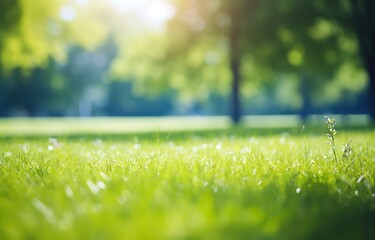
xmin=0 ymin=117 xmax=375 ymax=239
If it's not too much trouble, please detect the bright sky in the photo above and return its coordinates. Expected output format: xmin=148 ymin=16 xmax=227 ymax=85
xmin=106 ymin=0 xmax=175 ymax=30
xmin=59 ymin=0 xmax=175 ymax=31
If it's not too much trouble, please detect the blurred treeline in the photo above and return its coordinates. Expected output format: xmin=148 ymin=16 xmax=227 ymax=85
xmin=0 ymin=0 xmax=373 ymax=121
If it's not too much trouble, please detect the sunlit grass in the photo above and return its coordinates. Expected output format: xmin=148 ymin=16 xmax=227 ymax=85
xmin=0 ymin=117 xmax=231 ymax=136
xmin=0 ymin=118 xmax=375 ymax=239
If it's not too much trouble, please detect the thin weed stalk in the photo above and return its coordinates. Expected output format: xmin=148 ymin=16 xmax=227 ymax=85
xmin=325 ymin=116 xmax=338 ymax=163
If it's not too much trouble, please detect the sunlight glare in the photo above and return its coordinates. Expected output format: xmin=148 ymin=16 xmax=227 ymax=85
xmin=75 ymin=0 xmax=90 ymax=6
xmin=107 ymin=0 xmax=175 ymax=30
xmin=60 ymin=6 xmax=77 ymax=22
xmin=144 ymin=1 xmax=175 ymax=24
xmin=107 ymin=0 xmax=143 ymax=13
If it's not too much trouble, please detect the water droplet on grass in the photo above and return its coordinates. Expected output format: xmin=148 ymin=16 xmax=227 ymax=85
xmin=97 ymin=181 xmax=106 ymax=190
xmin=21 ymin=144 xmax=29 ymax=153
xmin=100 ymin=172 xmax=110 ymax=181
xmin=48 ymin=138 xmax=61 ymax=148
xmin=357 ymin=175 xmax=365 ymax=183
xmin=240 ymin=147 xmax=250 ymax=153
xmin=133 ymin=144 xmax=141 ymax=150
xmin=4 ymin=151 xmax=12 ymax=157
xmin=248 ymin=137 xmax=257 ymax=143
xmin=64 ymin=185 xmax=74 ymax=198
xmin=87 ymin=180 xmax=100 ymax=194
xmin=93 ymin=139 xmax=103 ymax=146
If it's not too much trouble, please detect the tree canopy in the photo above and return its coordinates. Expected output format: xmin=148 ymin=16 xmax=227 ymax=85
xmin=0 ymin=0 xmax=108 ymax=73
xmin=111 ymin=0 xmax=367 ymax=121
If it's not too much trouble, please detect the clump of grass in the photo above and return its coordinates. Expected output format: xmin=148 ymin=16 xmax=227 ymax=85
xmin=325 ymin=116 xmax=355 ymax=166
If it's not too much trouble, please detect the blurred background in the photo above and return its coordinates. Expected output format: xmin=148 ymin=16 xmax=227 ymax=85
xmin=0 ymin=0 xmax=374 ymax=123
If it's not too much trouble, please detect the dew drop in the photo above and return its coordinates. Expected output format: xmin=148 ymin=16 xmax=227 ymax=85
xmin=64 ymin=185 xmax=74 ymax=198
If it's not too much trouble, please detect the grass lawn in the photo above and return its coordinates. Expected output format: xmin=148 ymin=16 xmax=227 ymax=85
xmin=0 ymin=117 xmax=375 ymax=239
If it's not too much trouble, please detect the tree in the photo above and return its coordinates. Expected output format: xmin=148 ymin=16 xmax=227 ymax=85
xmin=163 ymin=1 xmax=281 ymax=122
xmin=349 ymin=0 xmax=375 ymax=120
xmin=148 ymin=0 xmax=366 ymax=122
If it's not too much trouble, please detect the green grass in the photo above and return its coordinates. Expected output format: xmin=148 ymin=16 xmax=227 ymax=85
xmin=1 ymin=118 xmax=375 ymax=239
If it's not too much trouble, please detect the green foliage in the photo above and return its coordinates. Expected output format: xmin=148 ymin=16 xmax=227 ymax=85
xmin=0 ymin=0 xmax=370 ymax=115
xmin=111 ymin=33 xmax=232 ymax=102
xmin=0 ymin=0 xmax=108 ymax=73
xmin=0 ymin=119 xmax=375 ymax=239
xmin=108 ymin=0 xmax=367 ymax=110
xmin=0 ymin=40 xmax=117 ymax=116
xmin=0 ymin=0 xmax=21 ymax=35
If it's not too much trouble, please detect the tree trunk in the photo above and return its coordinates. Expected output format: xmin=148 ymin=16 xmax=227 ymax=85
xmin=367 ymin=65 xmax=375 ymax=120
xmin=229 ymin=16 xmax=241 ymax=124
xmin=350 ymin=0 xmax=375 ymax=121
